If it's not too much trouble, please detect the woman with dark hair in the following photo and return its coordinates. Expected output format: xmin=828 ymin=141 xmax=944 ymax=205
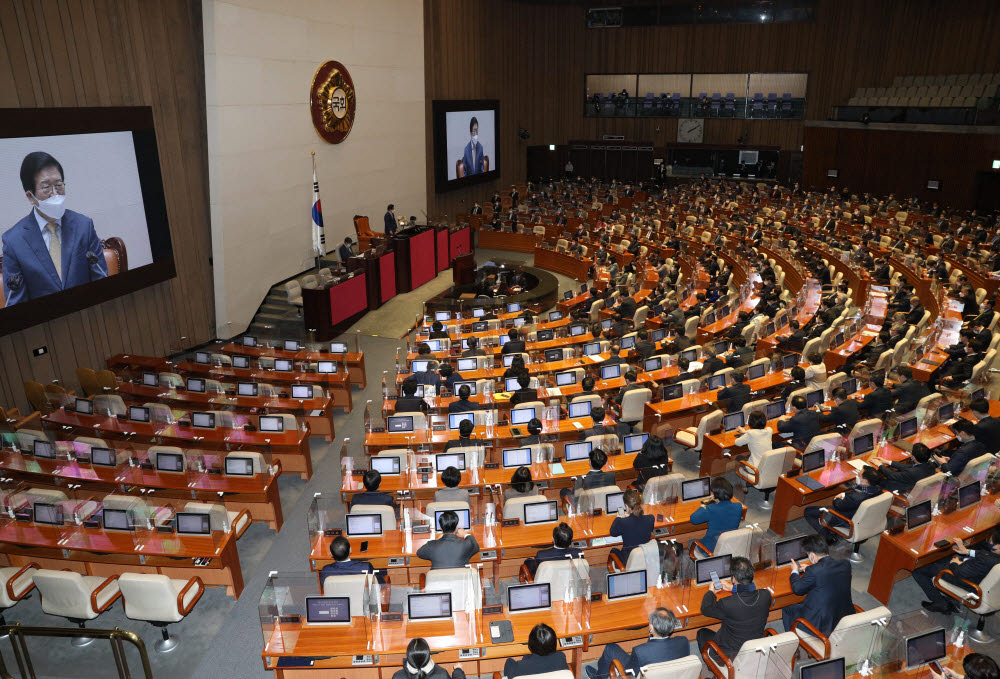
xmin=633 ymin=434 xmax=670 ymax=485
xmin=504 ymin=466 xmax=539 ymax=501
xmin=503 ymin=624 xmax=569 ymax=679
xmin=503 ymin=354 xmax=528 ymax=380
xmin=609 ymin=488 xmax=655 ymax=563
xmin=391 ymin=638 xmax=463 ymax=679
xmin=690 ymin=478 xmax=743 ymax=551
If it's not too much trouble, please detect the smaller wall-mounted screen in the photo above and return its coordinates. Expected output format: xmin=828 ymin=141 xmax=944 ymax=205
xmin=432 ymin=100 xmax=500 ymax=192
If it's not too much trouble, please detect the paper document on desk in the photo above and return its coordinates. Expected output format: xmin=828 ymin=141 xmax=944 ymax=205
xmin=586 ymin=355 xmax=603 ymax=363
xmin=547 ymin=387 xmax=562 ymax=397
xmin=550 ymin=463 xmax=565 ymax=475
xmin=847 ymin=459 xmax=870 ymax=471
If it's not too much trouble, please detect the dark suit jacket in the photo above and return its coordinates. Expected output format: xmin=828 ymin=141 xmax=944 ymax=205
xmin=413 ymin=371 xmax=442 ymax=391
xmin=891 ymin=379 xmax=929 ymax=414
xmin=635 ymin=340 xmax=657 ymax=360
xmin=729 ymin=347 xmax=754 ymax=367
xmin=614 ymin=382 xmax=645 ymax=406
xmin=624 ymin=637 xmax=691 ymax=674
xmin=860 ymin=387 xmax=894 ymax=415
xmin=574 ymin=469 xmax=617 ymax=493
xmin=510 ymin=387 xmax=539 ymax=406
xmin=788 ymin=557 xmax=854 ymax=635
xmin=940 ymin=439 xmax=990 ymax=476
xmin=502 ymin=340 xmax=527 ymax=355
xmin=974 ymin=417 xmax=1000 ymax=454
xmin=338 ymin=243 xmax=353 ymax=262
xmin=319 ymin=559 xmax=375 ymax=584
xmin=820 ymin=400 xmax=859 ymax=428
xmin=415 ymin=532 xmax=480 ymax=569
xmin=448 ymin=398 xmax=480 ymax=414
xmin=349 ymin=491 xmax=397 ymax=512
xmin=503 ymin=652 xmax=569 ymax=679
xmin=534 ymin=546 xmax=584 ymax=564
xmin=700 ymin=588 xmax=773 ymax=659
xmin=945 ymin=550 xmax=1000 ymax=588
xmin=905 ymin=305 xmax=925 ymax=325
xmin=2 ymin=209 xmax=108 ymax=305
xmin=702 ymin=356 xmax=726 ymax=375
xmin=878 ymin=459 xmax=936 ymax=493
xmin=717 ymin=384 xmax=751 ymax=414
xmin=384 ymin=211 xmax=397 ymax=235
xmin=777 ymin=410 xmax=822 ymax=449
xmin=394 ymin=396 xmax=427 ymax=413
xmin=831 ymin=484 xmax=882 ymax=518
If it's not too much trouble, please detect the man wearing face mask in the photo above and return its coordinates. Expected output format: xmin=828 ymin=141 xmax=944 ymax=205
xmin=3 ymin=152 xmax=107 ymax=305
xmin=461 ymin=117 xmax=485 ymax=176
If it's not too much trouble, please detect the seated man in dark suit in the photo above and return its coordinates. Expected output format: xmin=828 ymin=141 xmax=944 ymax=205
xmin=444 ymin=419 xmax=486 ymax=452
xmin=523 ymin=521 xmax=584 ymax=578
xmin=870 ymin=442 xmax=936 ymax=493
xmin=932 ymin=419 xmax=990 ymax=476
xmin=633 ymin=329 xmax=657 ymax=361
xmin=349 ymin=470 xmax=399 ymax=515
xmin=776 ymin=395 xmax=822 ymax=450
xmin=701 ymin=346 xmax=726 ymax=375
xmin=412 ymin=360 xmax=443 ymax=392
xmin=727 ymin=337 xmax=754 ymax=368
xmin=913 ymin=528 xmax=1000 ymax=613
xmin=415 ymin=509 xmax=479 ymax=569
xmin=820 ymin=387 xmax=859 ymax=429
xmin=394 ymin=377 xmax=428 ymax=414
xmin=448 ymin=384 xmax=479 ymax=414
xmin=337 ymin=237 xmax=354 ymax=263
xmin=717 ymin=369 xmax=751 ymax=414
xmin=501 ymin=328 xmax=526 ymax=355
xmin=970 ymin=397 xmax=1000 ymax=454
xmin=697 ymin=556 xmax=773 ymax=662
xmin=890 ymin=365 xmax=929 ymax=414
xmin=859 ymin=372 xmax=893 ymax=415
xmin=319 ymin=535 xmax=385 ymax=584
xmin=578 ymin=406 xmax=616 ymax=441
xmin=937 ymin=339 xmax=986 ymax=389
xmin=778 ymin=320 xmax=808 ymax=353
xmin=665 ymin=356 xmax=699 ymax=386
xmin=503 ymin=624 xmax=569 ymax=679
xmin=588 ymin=608 xmax=690 ymax=679
xmin=781 ymin=534 xmax=854 ymax=636
xmin=612 ymin=369 xmax=644 ymax=406
xmin=428 ymin=321 xmax=449 ymax=339
xmin=804 ymin=466 xmax=883 ymax=543
xmin=509 ymin=373 xmax=539 ymax=407
xmin=461 ymin=336 xmax=487 ymax=357
xmin=562 ymin=448 xmax=616 ymax=500
xmin=439 ymin=364 xmax=463 ymax=395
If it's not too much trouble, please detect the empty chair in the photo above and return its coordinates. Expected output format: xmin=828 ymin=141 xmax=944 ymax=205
xmin=144 ymin=402 xmax=174 ymax=424
xmin=31 ymin=570 xmax=121 ymax=646
xmin=618 ymin=388 xmax=652 ymax=432
xmin=13 ymin=428 xmax=49 ymax=451
xmin=0 ymin=562 xmax=38 ymax=625
xmin=702 ymin=630 xmax=800 ymax=679
xmin=737 ymin=446 xmax=796 ymax=508
xmin=393 ymin=411 xmax=428 ymax=431
xmin=423 ymin=566 xmax=482 ymax=610
xmin=502 ymin=496 xmax=548 ymax=522
xmin=642 ymin=473 xmax=684 ymax=505
xmin=323 ymin=572 xmax=383 ymax=616
xmin=76 ymin=368 xmax=102 ymax=397
xmin=530 ymin=558 xmax=590 ymax=600
xmin=93 ymin=394 xmax=127 ymax=417
xmin=184 ymin=501 xmax=251 ymax=538
xmin=690 ymin=526 xmax=754 ymax=560
xmin=675 ymin=410 xmax=722 ymax=453
xmin=349 ymin=504 xmax=396 ymax=529
xmin=284 ymin=280 xmax=303 ymax=307
xmin=149 ymin=446 xmax=186 ymax=471
xmin=574 ymin=485 xmax=623 ymax=514
xmin=118 ymin=573 xmax=205 ymax=652
xmin=158 ymin=372 xmax=184 ymax=389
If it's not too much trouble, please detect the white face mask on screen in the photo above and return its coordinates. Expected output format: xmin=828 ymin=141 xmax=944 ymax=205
xmin=32 ymin=192 xmax=67 ymax=221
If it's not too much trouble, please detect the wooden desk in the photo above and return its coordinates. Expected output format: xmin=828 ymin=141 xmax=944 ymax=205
xmin=478 ymin=229 xmax=539 ymax=253
xmin=533 ymin=246 xmax=593 ymax=281
xmin=42 ymin=408 xmax=314 ymax=480
xmin=0 ymin=520 xmax=244 ymax=599
xmin=0 ymin=449 xmax=284 ymax=532
xmin=867 ymin=491 xmax=1000 ymax=603
xmin=115 ymin=382 xmax=335 ymax=442
xmin=176 ymin=361 xmax=352 ymax=414
xmin=220 ymin=342 xmax=367 ymax=389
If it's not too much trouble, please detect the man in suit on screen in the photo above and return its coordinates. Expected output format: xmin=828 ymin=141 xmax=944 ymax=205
xmin=461 ymin=117 xmax=485 ymax=176
xmin=2 ymin=152 xmax=108 ymax=305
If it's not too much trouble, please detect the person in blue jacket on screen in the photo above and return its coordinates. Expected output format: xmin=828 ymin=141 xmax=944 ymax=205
xmin=462 ymin=117 xmax=485 ymax=176
xmin=2 ymin=152 xmax=107 ymax=306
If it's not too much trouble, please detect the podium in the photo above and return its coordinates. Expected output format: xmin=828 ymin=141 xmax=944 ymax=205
xmin=452 ymin=252 xmax=476 ymax=286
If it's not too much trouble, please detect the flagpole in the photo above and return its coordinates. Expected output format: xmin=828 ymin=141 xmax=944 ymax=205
xmin=312 ymin=151 xmax=321 ymax=275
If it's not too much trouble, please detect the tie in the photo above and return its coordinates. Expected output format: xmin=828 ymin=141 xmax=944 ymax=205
xmin=46 ymin=222 xmax=62 ymax=280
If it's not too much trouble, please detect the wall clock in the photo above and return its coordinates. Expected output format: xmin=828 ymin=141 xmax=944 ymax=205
xmin=677 ymin=118 xmax=704 ymax=144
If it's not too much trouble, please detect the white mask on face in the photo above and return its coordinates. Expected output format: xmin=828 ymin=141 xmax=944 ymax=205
xmin=471 ymin=134 xmax=478 ymax=145
xmin=32 ymin=193 xmax=66 ymax=221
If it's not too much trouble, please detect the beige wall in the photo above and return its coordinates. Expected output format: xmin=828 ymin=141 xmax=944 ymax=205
xmin=204 ymin=0 xmax=426 ymax=337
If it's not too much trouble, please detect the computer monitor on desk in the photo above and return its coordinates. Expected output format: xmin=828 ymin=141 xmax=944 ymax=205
xmin=346 ymin=513 xmax=383 ymax=537
xmin=681 ymin=476 xmax=711 ymax=501
xmin=799 ymin=658 xmax=845 ymax=679
xmin=607 ymin=570 xmax=647 ymax=600
xmin=905 ymin=628 xmax=945 ymax=669
xmin=800 ymin=449 xmax=825 ymax=473
xmin=906 ymin=500 xmax=933 ymax=531
xmin=695 ymin=554 xmax=732 ymax=585
xmin=305 ymin=596 xmax=351 ymax=625
xmin=408 ymin=593 xmax=453 ymax=621
xmin=508 ymin=583 xmax=551 ymax=613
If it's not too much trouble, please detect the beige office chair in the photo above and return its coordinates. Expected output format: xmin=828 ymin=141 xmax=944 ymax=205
xmin=0 ymin=562 xmax=38 ymax=625
xmin=394 ymin=411 xmax=428 ymax=431
xmin=737 ymin=446 xmax=796 ymax=508
xmin=527 ymin=558 xmax=590 ymax=600
xmin=957 ymin=454 xmax=994 ymax=485
xmin=14 ymin=428 xmax=50 ymax=451
xmin=792 ymin=605 xmax=890 ymax=664
xmin=935 ymin=562 xmax=1000 ymax=643
xmin=422 ymin=566 xmax=483 ymax=610
xmin=584 ymin=433 xmax=620 ymax=454
xmin=642 ymin=473 xmax=684 ymax=504
xmin=284 ymin=280 xmax=303 ymax=307
xmin=373 ymin=448 xmax=409 ymax=472
xmin=675 ymin=410 xmax=722 ymax=453
xmin=149 ymin=446 xmax=186 ymax=472
xmin=74 ymin=436 xmax=110 ymax=453
xmin=184 ymin=501 xmax=251 ymax=539
xmin=143 ymin=402 xmax=174 ymax=424
xmin=31 ymin=570 xmax=121 ymax=646
xmin=702 ymin=630 xmax=800 ymax=679
xmin=349 ymin=504 xmax=396 ymax=530
xmin=845 ymin=419 xmax=883 ymax=453
xmin=619 ymin=388 xmax=652 ymax=431
xmin=820 ymin=491 xmax=893 ymax=563
xmin=741 ymin=399 xmax=769 ymax=421
xmin=691 ymin=526 xmax=754 ymax=561
xmin=118 ymin=573 xmax=205 ymax=652
xmin=158 ymin=372 xmax=184 ymax=389
xmin=225 ymin=451 xmax=270 ymax=475
xmin=424 ymin=501 xmax=472 ymax=526
xmin=323 ymin=572 xmax=383 ymax=616
xmin=611 ymin=655 xmax=702 ymax=679
xmin=210 ymin=353 xmax=232 ymax=366
xmin=93 ymin=394 xmax=127 ymax=417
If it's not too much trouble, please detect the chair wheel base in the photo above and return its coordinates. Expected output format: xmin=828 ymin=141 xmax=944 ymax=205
xmin=969 ymin=629 xmax=994 ymax=644
xmin=848 ymin=551 xmax=865 ymax=564
xmin=759 ymin=499 xmax=772 ymax=510
xmin=71 ymin=636 xmax=95 ymax=648
xmin=155 ymin=636 xmax=179 ymax=653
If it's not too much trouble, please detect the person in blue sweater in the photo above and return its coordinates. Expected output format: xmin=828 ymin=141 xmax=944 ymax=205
xmin=690 ymin=478 xmax=743 ymax=552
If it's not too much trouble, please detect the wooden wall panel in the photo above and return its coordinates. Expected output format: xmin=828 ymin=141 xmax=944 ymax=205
xmin=0 ymin=0 xmax=213 ymax=413
xmin=803 ymin=125 xmax=1000 ymax=208
xmin=425 ymin=0 xmax=1000 ymax=216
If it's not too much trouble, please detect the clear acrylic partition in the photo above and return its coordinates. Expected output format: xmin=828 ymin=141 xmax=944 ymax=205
xmin=307 ymin=493 xmax=348 ymax=539
xmin=755 ymin=650 xmax=794 ymax=679
xmin=0 ymin=431 xmax=18 ymax=451
xmin=259 ymin=572 xmax=372 ymax=658
xmin=868 ymin=609 xmax=946 ymax=676
xmin=0 ymin=481 xmax=29 ymax=522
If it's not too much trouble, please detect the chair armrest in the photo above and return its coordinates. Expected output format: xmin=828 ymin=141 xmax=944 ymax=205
xmin=790 ymin=618 xmax=830 ymax=660
xmin=232 ymin=509 xmax=252 ymax=539
xmin=701 ymin=639 xmax=733 ymax=679
xmin=6 ymin=562 xmax=39 ymax=601
xmin=818 ymin=507 xmax=854 ymax=539
xmin=15 ymin=411 xmax=42 ymax=431
xmin=177 ymin=576 xmax=205 ymax=616
xmin=853 ymin=604 xmax=864 ymax=613
xmin=560 ymin=494 xmax=573 ymax=515
xmin=736 ymin=459 xmax=759 ymax=486
xmin=609 ymin=658 xmax=628 ymax=679
xmin=764 ymin=628 xmax=778 ymax=636
xmin=518 ymin=564 xmax=532 ymax=583
xmin=608 ymin=401 xmax=622 ymax=418
xmin=493 ymin=672 xmax=502 ymax=679
xmin=607 ymin=552 xmax=625 ymax=573
xmin=689 ymin=539 xmax=712 ymax=560
xmin=91 ymin=576 xmax=121 ymax=613
xmin=933 ymin=568 xmax=983 ymax=608
xmin=270 ymin=459 xmax=282 ymax=476
xmin=419 ymin=573 xmax=426 ymax=590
